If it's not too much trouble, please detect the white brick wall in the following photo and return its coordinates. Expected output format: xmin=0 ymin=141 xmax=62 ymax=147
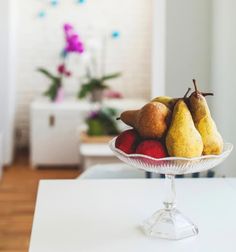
xmin=14 ymin=0 xmax=152 ymax=146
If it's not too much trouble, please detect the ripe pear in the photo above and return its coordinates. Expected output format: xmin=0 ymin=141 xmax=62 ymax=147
xmin=166 ymin=99 xmax=203 ymax=157
xmin=189 ymin=79 xmax=223 ymax=155
xmin=118 ymin=102 xmax=171 ymax=138
xmin=151 ymin=96 xmax=178 ymax=110
xmin=118 ymin=110 xmax=138 ymax=128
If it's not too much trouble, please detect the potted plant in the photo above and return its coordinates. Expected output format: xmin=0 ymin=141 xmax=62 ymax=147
xmin=78 ymin=71 xmax=121 ymax=102
xmin=85 ymin=107 xmax=120 ymax=136
xmin=37 ymin=64 xmax=71 ymax=102
xmin=37 ymin=23 xmax=84 ymax=102
xmin=77 ymin=28 xmax=122 ymax=102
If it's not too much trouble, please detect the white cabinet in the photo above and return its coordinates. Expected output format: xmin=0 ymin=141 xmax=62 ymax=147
xmin=30 ymin=100 xmax=89 ymax=167
xmin=30 ymin=98 xmax=146 ymax=167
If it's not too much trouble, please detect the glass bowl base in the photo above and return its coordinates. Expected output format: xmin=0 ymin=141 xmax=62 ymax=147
xmin=142 ymin=208 xmax=199 ymax=240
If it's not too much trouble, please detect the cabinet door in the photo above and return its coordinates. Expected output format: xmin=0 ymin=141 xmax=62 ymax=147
xmin=31 ymin=110 xmax=87 ymax=166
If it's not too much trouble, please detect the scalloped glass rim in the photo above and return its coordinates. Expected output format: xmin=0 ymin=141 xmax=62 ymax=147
xmin=109 ymin=137 xmax=233 ymax=161
xmin=109 ymin=137 xmax=233 ymax=175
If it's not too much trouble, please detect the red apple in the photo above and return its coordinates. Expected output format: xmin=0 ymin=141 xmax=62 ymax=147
xmin=136 ymin=140 xmax=167 ymax=158
xmin=115 ymin=129 xmax=140 ymax=154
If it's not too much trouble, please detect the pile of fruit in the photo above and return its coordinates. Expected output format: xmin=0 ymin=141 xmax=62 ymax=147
xmin=115 ymin=80 xmax=223 ymax=159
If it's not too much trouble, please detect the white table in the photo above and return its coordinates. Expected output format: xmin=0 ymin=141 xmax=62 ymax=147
xmin=30 ymin=179 xmax=236 ymax=252
xmin=80 ymin=143 xmax=120 ymax=169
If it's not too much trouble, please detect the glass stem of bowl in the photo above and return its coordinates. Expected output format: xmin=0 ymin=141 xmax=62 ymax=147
xmin=163 ymin=174 xmax=176 ymax=210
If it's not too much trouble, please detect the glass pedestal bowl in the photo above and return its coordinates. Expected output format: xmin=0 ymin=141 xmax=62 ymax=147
xmin=109 ymin=138 xmax=233 ymax=240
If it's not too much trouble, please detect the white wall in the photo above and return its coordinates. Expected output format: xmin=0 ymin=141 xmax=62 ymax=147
xmin=152 ymin=0 xmax=236 ymax=176
xmin=151 ymin=0 xmax=166 ymax=97
xmin=0 ymin=0 xmax=16 ymax=164
xmin=152 ymin=0 xmax=211 ymax=96
xmin=211 ymin=0 xmax=236 ymax=176
xmin=165 ymin=0 xmax=211 ymax=97
xmin=15 ymin=0 xmax=152 ymax=146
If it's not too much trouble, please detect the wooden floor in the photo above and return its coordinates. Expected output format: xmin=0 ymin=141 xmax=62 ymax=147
xmin=0 ymin=150 xmax=81 ymax=252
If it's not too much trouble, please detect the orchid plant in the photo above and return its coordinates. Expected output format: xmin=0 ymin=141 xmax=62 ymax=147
xmin=38 ymin=23 xmax=84 ymax=102
xmin=38 ymin=23 xmax=121 ymax=102
xmin=38 ymin=64 xmax=71 ymax=101
xmin=78 ymin=71 xmax=121 ymax=101
xmin=76 ymin=26 xmax=121 ymax=101
xmin=63 ymin=23 xmax=84 ymax=55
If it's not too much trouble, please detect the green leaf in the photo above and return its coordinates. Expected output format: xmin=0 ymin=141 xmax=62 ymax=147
xmin=78 ymin=83 xmax=92 ymax=99
xmin=101 ymin=72 xmax=121 ymax=81
xmin=37 ymin=68 xmax=59 ymax=81
xmin=43 ymin=80 xmax=61 ymax=101
xmin=101 ymin=107 xmax=118 ymax=117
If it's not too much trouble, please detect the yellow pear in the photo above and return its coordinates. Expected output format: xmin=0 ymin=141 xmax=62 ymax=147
xmin=189 ymin=79 xmax=223 ymax=155
xmin=118 ymin=102 xmax=171 ymax=138
xmin=166 ymin=99 xmax=203 ymax=157
xmin=151 ymin=96 xmax=178 ymax=110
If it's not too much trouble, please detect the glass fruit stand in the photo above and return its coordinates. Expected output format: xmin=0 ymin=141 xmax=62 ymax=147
xmin=109 ymin=138 xmax=233 ymax=240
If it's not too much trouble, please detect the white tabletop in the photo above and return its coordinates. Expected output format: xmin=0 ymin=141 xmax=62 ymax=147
xmin=29 ymin=179 xmax=236 ymax=252
xmin=80 ymin=143 xmax=114 ymax=157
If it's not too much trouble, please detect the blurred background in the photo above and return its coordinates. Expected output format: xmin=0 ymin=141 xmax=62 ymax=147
xmin=0 ymin=0 xmax=235 ymax=250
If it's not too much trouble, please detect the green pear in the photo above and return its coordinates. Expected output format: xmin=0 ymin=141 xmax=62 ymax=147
xmin=166 ymin=99 xmax=203 ymax=157
xmin=151 ymin=96 xmax=178 ymax=110
xmin=189 ymin=79 xmax=223 ymax=155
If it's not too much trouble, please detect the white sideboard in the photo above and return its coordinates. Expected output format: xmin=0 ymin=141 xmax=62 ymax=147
xmin=30 ymin=98 xmax=146 ymax=168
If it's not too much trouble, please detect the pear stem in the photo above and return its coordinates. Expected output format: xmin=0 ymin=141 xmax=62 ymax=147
xmin=192 ymin=79 xmax=198 ymax=93
xmin=202 ymin=92 xmax=214 ymax=97
xmin=116 ymin=117 xmax=121 ymax=120
xmin=183 ymin=88 xmax=191 ymax=99
xmin=192 ymin=79 xmax=214 ymax=97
